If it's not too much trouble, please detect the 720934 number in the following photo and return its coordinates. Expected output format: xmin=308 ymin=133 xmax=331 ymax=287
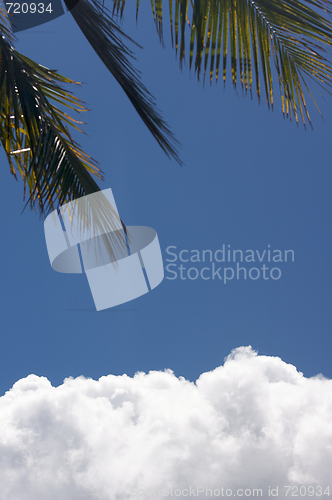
xmin=284 ymin=485 xmax=331 ymax=496
xmin=5 ymin=3 xmax=53 ymax=14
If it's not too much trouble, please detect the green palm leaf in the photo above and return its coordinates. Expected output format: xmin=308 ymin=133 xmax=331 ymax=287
xmin=65 ymin=0 xmax=181 ymax=162
xmin=0 ymin=10 xmax=127 ymax=259
xmin=0 ymin=16 xmax=100 ymax=212
xmin=114 ymin=0 xmax=332 ymax=126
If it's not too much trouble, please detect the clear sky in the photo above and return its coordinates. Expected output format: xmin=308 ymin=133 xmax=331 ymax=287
xmin=0 ymin=0 xmax=331 ymax=397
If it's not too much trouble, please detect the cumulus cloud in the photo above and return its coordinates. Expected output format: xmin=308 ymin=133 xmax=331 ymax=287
xmin=0 ymin=346 xmax=331 ymax=500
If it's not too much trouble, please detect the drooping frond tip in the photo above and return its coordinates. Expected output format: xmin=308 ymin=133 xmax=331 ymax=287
xmin=67 ymin=0 xmax=182 ymax=164
xmin=0 ymin=16 xmax=103 ymax=215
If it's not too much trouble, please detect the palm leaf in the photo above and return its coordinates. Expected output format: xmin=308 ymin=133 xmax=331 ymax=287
xmin=65 ymin=0 xmax=182 ymax=163
xmin=115 ymin=0 xmax=332 ymax=126
xmin=0 ymin=22 xmax=100 ymax=212
xmin=0 ymin=11 xmax=127 ymax=260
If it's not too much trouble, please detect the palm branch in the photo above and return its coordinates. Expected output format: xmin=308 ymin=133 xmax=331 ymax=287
xmin=0 ymin=7 xmax=127 ymax=259
xmin=1 ymin=0 xmax=181 ymax=213
xmin=113 ymin=0 xmax=332 ymax=126
xmin=0 ymin=12 xmax=100 ymax=212
xmin=64 ymin=0 xmax=182 ymax=162
xmin=1 ymin=0 xmax=183 ymax=259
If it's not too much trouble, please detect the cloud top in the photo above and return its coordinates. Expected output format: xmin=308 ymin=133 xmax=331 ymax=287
xmin=1 ymin=346 xmax=331 ymax=499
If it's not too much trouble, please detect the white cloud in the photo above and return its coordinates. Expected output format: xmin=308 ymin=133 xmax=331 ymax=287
xmin=0 ymin=346 xmax=331 ymax=500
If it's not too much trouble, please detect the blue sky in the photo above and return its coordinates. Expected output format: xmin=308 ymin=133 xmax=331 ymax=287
xmin=0 ymin=0 xmax=331 ymax=397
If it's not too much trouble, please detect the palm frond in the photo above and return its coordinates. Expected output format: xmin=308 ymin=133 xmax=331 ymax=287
xmin=0 ymin=4 xmax=15 ymax=41
xmin=115 ymin=0 xmax=332 ymax=126
xmin=0 ymin=25 xmax=100 ymax=212
xmin=65 ymin=0 xmax=182 ymax=163
xmin=0 ymin=12 xmax=127 ymax=260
